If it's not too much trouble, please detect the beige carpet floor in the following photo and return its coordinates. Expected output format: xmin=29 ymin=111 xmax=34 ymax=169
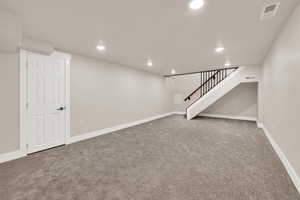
xmin=0 ymin=115 xmax=299 ymax=200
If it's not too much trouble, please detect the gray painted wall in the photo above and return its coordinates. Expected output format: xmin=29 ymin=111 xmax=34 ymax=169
xmin=203 ymin=82 xmax=257 ymax=118
xmin=0 ymin=53 xmax=173 ymax=154
xmin=260 ymin=3 xmax=300 ymax=178
xmin=71 ymin=55 xmax=174 ymax=136
xmin=0 ymin=53 xmax=19 ymax=154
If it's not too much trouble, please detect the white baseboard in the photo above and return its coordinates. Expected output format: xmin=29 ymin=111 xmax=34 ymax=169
xmin=0 ymin=150 xmax=26 ymax=164
xmin=173 ymin=111 xmax=186 ymax=115
xmin=256 ymin=121 xmax=263 ymax=128
xmin=260 ymin=123 xmax=300 ymax=194
xmin=199 ymin=113 xmax=257 ymax=122
xmin=0 ymin=112 xmax=177 ymax=164
xmin=67 ymin=112 xmax=176 ymax=144
xmin=2 ymin=113 xmax=299 ymax=196
xmin=9 ymin=109 xmax=298 ymax=198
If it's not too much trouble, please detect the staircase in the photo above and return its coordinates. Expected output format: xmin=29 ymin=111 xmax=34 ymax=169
xmin=185 ymin=66 xmax=259 ymax=120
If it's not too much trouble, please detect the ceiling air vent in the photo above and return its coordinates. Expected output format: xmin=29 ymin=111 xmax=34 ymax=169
xmin=260 ymin=2 xmax=280 ymax=20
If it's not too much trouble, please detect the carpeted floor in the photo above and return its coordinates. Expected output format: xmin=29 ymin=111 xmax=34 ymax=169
xmin=0 ymin=115 xmax=299 ymax=200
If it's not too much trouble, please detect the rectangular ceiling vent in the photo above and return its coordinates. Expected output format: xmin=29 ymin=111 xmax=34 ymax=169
xmin=260 ymin=2 xmax=280 ymax=20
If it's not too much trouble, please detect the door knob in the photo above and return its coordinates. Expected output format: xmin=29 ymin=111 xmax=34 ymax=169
xmin=56 ymin=107 xmax=66 ymax=111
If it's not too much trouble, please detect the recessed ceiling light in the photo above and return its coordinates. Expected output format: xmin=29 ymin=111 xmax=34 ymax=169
xmin=215 ymin=47 xmax=225 ymax=53
xmin=224 ymin=63 xmax=230 ymax=67
xmin=97 ymin=44 xmax=106 ymax=51
xmin=171 ymin=69 xmax=176 ymax=74
xmin=147 ymin=60 xmax=153 ymax=67
xmin=189 ymin=0 xmax=205 ymax=10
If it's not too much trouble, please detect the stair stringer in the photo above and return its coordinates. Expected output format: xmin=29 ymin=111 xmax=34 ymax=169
xmin=186 ymin=66 xmax=260 ymax=120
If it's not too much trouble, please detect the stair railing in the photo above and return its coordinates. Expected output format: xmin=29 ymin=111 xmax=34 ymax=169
xmin=184 ymin=67 xmax=239 ymax=108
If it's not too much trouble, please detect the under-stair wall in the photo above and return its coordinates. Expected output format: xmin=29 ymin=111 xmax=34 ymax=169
xmin=187 ymin=67 xmax=260 ymax=119
xmin=201 ymin=82 xmax=258 ymax=120
xmin=172 ymin=66 xmax=261 ymax=119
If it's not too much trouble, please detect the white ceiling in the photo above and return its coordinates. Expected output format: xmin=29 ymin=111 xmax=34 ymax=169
xmin=0 ymin=0 xmax=299 ymax=75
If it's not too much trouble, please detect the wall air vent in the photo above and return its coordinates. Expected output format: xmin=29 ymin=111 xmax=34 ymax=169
xmin=260 ymin=2 xmax=280 ymax=20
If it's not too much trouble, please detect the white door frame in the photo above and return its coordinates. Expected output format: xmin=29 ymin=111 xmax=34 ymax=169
xmin=19 ymin=49 xmax=71 ymax=154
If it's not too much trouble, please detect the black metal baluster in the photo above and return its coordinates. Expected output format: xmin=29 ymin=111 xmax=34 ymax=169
xmin=203 ymin=72 xmax=206 ymax=95
xmin=200 ymin=72 xmax=202 ymax=97
xmin=211 ymin=71 xmax=213 ymax=88
xmin=210 ymin=71 xmax=212 ymax=90
xmin=199 ymin=73 xmax=202 ymax=97
xmin=220 ymin=69 xmax=222 ymax=80
xmin=203 ymin=72 xmax=205 ymax=96
xmin=220 ymin=69 xmax=222 ymax=81
xmin=207 ymin=72 xmax=209 ymax=93
xmin=213 ymin=71 xmax=215 ymax=87
xmin=200 ymin=72 xmax=203 ymax=97
xmin=203 ymin=73 xmax=207 ymax=95
xmin=202 ymin=72 xmax=204 ymax=96
xmin=222 ymin=69 xmax=224 ymax=80
xmin=211 ymin=71 xmax=213 ymax=89
xmin=214 ymin=70 xmax=216 ymax=87
xmin=216 ymin=70 xmax=218 ymax=85
xmin=206 ymin=72 xmax=208 ymax=93
xmin=207 ymin=72 xmax=211 ymax=92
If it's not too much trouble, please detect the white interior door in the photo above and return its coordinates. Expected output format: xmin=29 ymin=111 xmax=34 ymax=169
xmin=26 ymin=52 xmax=68 ymax=154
